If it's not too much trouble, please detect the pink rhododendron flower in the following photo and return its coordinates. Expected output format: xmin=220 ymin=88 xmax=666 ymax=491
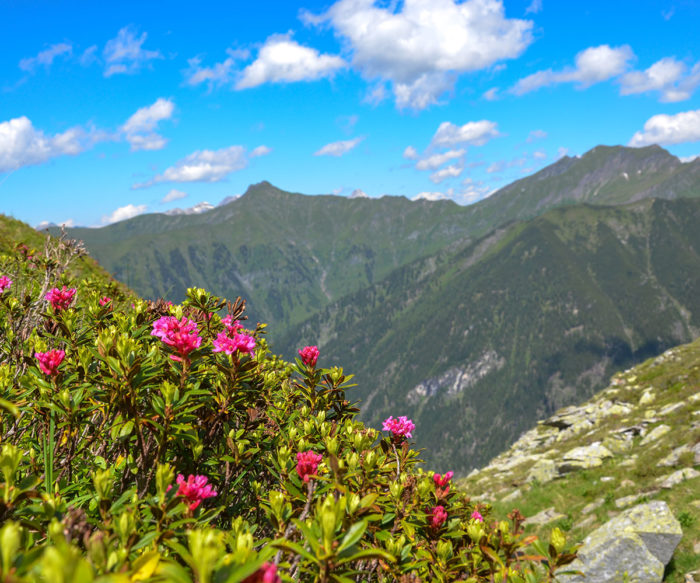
xmin=171 ymin=474 xmax=217 ymax=511
xmin=151 ymin=316 xmax=202 ymax=361
xmin=35 ymin=349 xmax=65 ymax=376
xmin=0 ymin=276 xmax=12 ymax=293
xmin=99 ymin=296 xmax=112 ymax=306
xmin=221 ymin=314 xmax=243 ymax=334
xmin=433 ymin=471 xmax=454 ymax=496
xmin=430 ymin=505 xmax=448 ymax=529
xmin=45 ymin=286 xmax=76 ymax=311
xmin=296 ymin=450 xmax=322 ymax=483
xmin=242 ymin=562 xmax=281 ymax=583
xmin=298 ymin=345 xmax=319 ymax=367
xmin=471 ymin=510 xmax=483 ymax=522
xmin=382 ymin=416 xmax=415 ymax=440
xmin=212 ymin=331 xmax=256 ymax=356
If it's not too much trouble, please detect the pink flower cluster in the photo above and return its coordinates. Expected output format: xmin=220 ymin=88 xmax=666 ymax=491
xmin=382 ymin=416 xmax=415 ymax=440
xmin=296 ymin=450 xmax=322 ymax=483
xmin=35 ymin=349 xmax=65 ymax=376
xmin=212 ymin=315 xmax=255 ymax=356
xmin=470 ymin=510 xmax=483 ymax=523
xmin=242 ymin=562 xmax=281 ymax=583
xmin=298 ymin=345 xmax=319 ymax=367
xmin=151 ymin=316 xmax=202 ymax=361
xmin=45 ymin=286 xmax=76 ymax=311
xmin=433 ymin=471 xmax=453 ymax=497
xmin=99 ymin=296 xmax=112 ymax=306
xmin=430 ymin=505 xmax=448 ymax=529
xmin=0 ymin=276 xmax=12 ymax=293
xmin=172 ymin=474 xmax=217 ymax=511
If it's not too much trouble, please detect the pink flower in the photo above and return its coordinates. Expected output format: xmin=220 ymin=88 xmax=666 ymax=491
xmin=172 ymin=474 xmax=217 ymax=511
xmin=45 ymin=286 xmax=76 ymax=311
xmin=0 ymin=276 xmax=12 ymax=293
xmin=35 ymin=349 xmax=65 ymax=376
xmin=151 ymin=316 xmax=202 ymax=361
xmin=470 ymin=510 xmax=483 ymax=522
xmin=99 ymin=296 xmax=112 ymax=306
xmin=296 ymin=450 xmax=322 ymax=483
xmin=382 ymin=416 xmax=415 ymax=440
xmin=212 ymin=331 xmax=256 ymax=356
xmin=433 ymin=471 xmax=454 ymax=497
xmin=221 ymin=315 xmax=243 ymax=334
xmin=242 ymin=562 xmax=281 ymax=583
xmin=298 ymin=345 xmax=319 ymax=367
xmin=430 ymin=505 xmax=448 ymax=529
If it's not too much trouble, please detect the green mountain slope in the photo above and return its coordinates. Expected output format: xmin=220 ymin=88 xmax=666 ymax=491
xmin=458 ymin=336 xmax=700 ymax=581
xmin=281 ymin=197 xmax=700 ymax=473
xmin=61 ymin=146 xmax=700 ymax=341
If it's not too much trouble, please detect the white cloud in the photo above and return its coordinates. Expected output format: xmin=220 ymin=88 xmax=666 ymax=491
xmin=556 ymin=146 xmax=569 ymax=159
xmin=19 ymin=43 xmax=72 ymax=72
xmin=621 ymin=59 xmax=700 ymax=102
xmin=430 ymin=163 xmax=463 ymax=183
xmin=236 ymin=34 xmax=345 ymax=89
xmin=314 ymin=136 xmax=363 ymax=157
xmin=102 ymin=204 xmax=148 ymax=225
xmin=183 ymin=48 xmax=249 ymax=90
xmin=430 ymin=120 xmax=500 ymax=148
xmin=511 ymin=44 xmax=634 ymax=95
xmin=403 ymin=146 xmax=419 ymax=160
xmin=680 ymin=154 xmax=699 ymax=163
xmin=350 ymin=188 xmax=369 ymax=198
xmin=80 ymin=45 xmax=99 ymax=67
xmin=161 ymin=189 xmax=187 ymax=203
xmin=412 ymin=191 xmax=447 ymax=201
xmin=483 ymin=87 xmax=499 ymax=101
xmin=121 ymin=98 xmax=174 ymax=151
xmin=250 ymin=145 xmax=272 ymax=157
xmin=103 ymin=26 xmax=162 ymax=77
xmin=312 ymin=0 xmax=533 ymax=109
xmin=487 ymin=160 xmax=506 ymax=173
xmin=363 ymin=83 xmax=388 ymax=105
xmin=532 ymin=150 xmax=547 ymax=159
xmin=629 ymin=109 xmax=700 ymax=147
xmin=525 ymin=0 xmax=542 ymax=14
xmin=527 ymin=129 xmax=547 ymax=142
xmin=36 ymin=218 xmax=75 ymax=229
xmin=416 ymin=148 xmax=465 ymax=170
xmin=133 ymin=145 xmax=251 ymax=188
xmin=0 ymin=116 xmax=89 ymax=172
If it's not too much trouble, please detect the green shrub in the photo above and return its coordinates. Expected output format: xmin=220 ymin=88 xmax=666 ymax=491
xmin=0 ymin=233 xmax=577 ymax=582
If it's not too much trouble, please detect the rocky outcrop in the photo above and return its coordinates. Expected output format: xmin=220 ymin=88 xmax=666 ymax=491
xmin=559 ymin=501 xmax=683 ymax=583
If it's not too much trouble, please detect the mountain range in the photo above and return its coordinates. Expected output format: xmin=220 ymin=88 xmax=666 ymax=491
xmin=55 ymin=144 xmax=700 ymax=473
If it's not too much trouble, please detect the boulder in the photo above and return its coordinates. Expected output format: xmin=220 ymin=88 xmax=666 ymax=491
xmin=557 ymin=442 xmax=613 ymax=474
xmin=658 ymin=444 xmax=691 ymax=467
xmin=640 ymin=424 xmax=671 ymax=445
xmin=524 ymin=506 xmax=566 ymax=526
xmin=526 ymin=458 xmax=558 ymax=484
xmin=657 ymin=467 xmax=700 ymax=489
xmin=558 ymin=501 xmax=682 ymax=583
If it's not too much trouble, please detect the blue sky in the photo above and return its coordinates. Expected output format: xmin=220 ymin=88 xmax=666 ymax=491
xmin=2 ymin=0 xmax=700 ymax=228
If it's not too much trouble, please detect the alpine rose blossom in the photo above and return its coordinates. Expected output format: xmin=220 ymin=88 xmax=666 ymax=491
xmin=35 ymin=349 xmax=65 ymax=376
xmin=382 ymin=416 xmax=415 ymax=440
xmin=151 ymin=316 xmax=202 ymax=361
xmin=212 ymin=331 xmax=256 ymax=356
xmin=433 ymin=471 xmax=454 ymax=496
xmin=172 ymin=474 xmax=217 ymax=511
xmin=296 ymin=450 xmax=322 ymax=483
xmin=99 ymin=296 xmax=112 ymax=306
xmin=221 ymin=314 xmax=243 ymax=335
xmin=298 ymin=345 xmax=319 ymax=367
xmin=471 ymin=510 xmax=483 ymax=522
xmin=242 ymin=562 xmax=281 ymax=583
xmin=430 ymin=505 xmax=448 ymax=529
xmin=45 ymin=286 xmax=76 ymax=311
xmin=0 ymin=276 xmax=12 ymax=293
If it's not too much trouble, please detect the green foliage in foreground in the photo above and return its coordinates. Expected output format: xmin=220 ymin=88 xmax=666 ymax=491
xmin=0 ymin=232 xmax=577 ymax=581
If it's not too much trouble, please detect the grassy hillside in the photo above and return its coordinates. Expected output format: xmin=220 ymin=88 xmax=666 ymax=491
xmin=281 ymin=197 xmax=700 ymax=473
xmin=459 ymin=336 xmax=700 ymax=581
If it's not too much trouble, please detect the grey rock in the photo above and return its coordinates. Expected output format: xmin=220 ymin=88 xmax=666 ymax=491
xmin=658 ymin=444 xmax=691 ymax=467
xmin=558 ymin=501 xmax=682 ymax=583
xmin=524 ymin=506 xmax=566 ymax=526
xmin=658 ymin=402 xmax=685 ymax=416
xmin=657 ymin=467 xmax=700 ymax=489
xmin=558 ymin=442 xmax=613 ymax=474
xmin=640 ymin=424 xmax=671 ymax=445
xmin=526 ymin=458 xmax=558 ymax=484
xmin=582 ymin=500 xmax=604 ymax=515
xmin=615 ymin=490 xmax=659 ymax=509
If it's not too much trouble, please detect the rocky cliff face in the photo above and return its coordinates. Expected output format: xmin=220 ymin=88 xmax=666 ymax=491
xmin=458 ymin=338 xmax=700 ymax=582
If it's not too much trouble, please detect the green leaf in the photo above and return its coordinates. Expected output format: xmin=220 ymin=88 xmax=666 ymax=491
xmin=337 ymin=520 xmax=367 ymax=554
